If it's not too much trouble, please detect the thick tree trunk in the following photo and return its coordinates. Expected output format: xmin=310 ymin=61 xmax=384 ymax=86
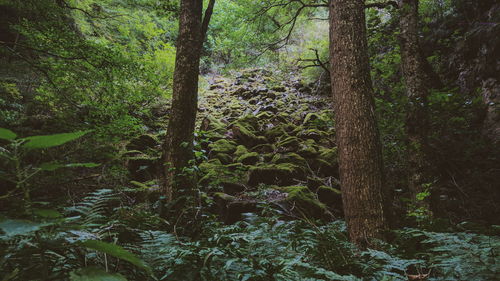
xmin=329 ymin=0 xmax=387 ymax=248
xmin=162 ymin=0 xmax=203 ymax=201
xmin=399 ymin=0 xmax=431 ymax=210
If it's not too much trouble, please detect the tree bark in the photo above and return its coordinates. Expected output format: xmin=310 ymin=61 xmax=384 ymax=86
xmin=398 ymin=0 xmax=431 ymax=210
xmin=162 ymin=0 xmax=204 ymax=201
xmin=329 ymin=0 xmax=387 ymax=248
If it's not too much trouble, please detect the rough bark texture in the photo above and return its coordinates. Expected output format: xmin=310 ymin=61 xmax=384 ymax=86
xmin=162 ymin=0 xmax=203 ymax=201
xmin=329 ymin=0 xmax=387 ymax=247
xmin=399 ymin=0 xmax=431 ymax=209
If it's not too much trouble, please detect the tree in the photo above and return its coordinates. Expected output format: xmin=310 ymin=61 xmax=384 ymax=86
xmin=162 ymin=0 xmax=215 ymax=202
xmin=329 ymin=0 xmax=387 ymax=247
xmin=398 ymin=0 xmax=432 ymax=212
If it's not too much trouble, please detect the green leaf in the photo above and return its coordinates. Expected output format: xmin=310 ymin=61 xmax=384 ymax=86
xmin=21 ymin=130 xmax=90 ymax=149
xmin=39 ymin=162 xmax=100 ymax=171
xmin=70 ymin=267 xmax=127 ymax=281
xmin=79 ymin=240 xmax=151 ymax=274
xmin=33 ymin=208 xmax=62 ymax=218
xmin=0 ymin=219 xmax=44 ymax=238
xmin=0 ymin=128 xmax=17 ymax=140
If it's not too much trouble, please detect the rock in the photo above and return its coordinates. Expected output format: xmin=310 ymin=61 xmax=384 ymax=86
xmin=209 ymin=139 xmax=237 ymax=154
xmin=234 ymin=145 xmax=249 ymax=157
xmin=277 ymin=135 xmax=300 ymax=152
xmin=127 ymin=155 xmax=159 ymax=181
xmin=221 ymin=181 xmax=246 ymax=195
xmin=272 ymin=153 xmax=308 ymax=168
xmin=298 ymin=128 xmax=325 ymax=142
xmin=297 ymin=140 xmax=319 ymax=158
xmin=306 ymin=176 xmax=324 ymax=191
xmin=264 ymin=125 xmax=287 ymax=142
xmin=232 ymin=122 xmax=267 ymax=147
xmin=214 ymin=153 xmax=233 ymax=164
xmin=247 ymin=163 xmax=304 ymax=186
xmin=266 ymin=92 xmax=277 ymax=99
xmin=277 ymin=186 xmax=331 ymax=220
xmin=233 ymin=86 xmax=250 ymax=97
xmin=251 ymin=143 xmax=275 ymax=153
xmin=317 ymin=185 xmax=342 ymax=207
xmin=126 ymin=134 xmax=160 ymax=151
xmin=214 ymin=192 xmax=257 ymax=224
xmin=272 ymin=85 xmax=286 ymax=92
xmin=236 ymin=152 xmax=260 ymax=165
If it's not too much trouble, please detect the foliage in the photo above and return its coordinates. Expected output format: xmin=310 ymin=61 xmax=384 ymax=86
xmin=0 ymin=128 xmax=97 ymax=206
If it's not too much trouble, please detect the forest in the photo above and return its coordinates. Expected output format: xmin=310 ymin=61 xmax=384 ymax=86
xmin=0 ymin=0 xmax=499 ymax=280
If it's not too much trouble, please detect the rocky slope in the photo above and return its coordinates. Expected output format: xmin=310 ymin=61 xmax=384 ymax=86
xmin=128 ymin=69 xmax=342 ymax=223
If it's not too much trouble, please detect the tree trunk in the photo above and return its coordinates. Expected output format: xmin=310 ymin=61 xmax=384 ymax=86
xmin=329 ymin=0 xmax=387 ymax=248
xmin=399 ymin=0 xmax=431 ymax=210
xmin=162 ymin=0 xmax=204 ymax=201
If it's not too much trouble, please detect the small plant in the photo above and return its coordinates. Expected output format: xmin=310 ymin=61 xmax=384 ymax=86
xmin=0 ymin=128 xmax=98 ymax=209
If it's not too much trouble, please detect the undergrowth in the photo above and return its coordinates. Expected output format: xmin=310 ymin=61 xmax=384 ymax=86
xmin=1 ymin=189 xmax=499 ymax=280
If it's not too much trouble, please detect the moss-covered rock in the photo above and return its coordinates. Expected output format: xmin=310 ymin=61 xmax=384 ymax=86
xmin=200 ymin=116 xmax=226 ymax=134
xmin=127 ymin=154 xmax=159 ymax=181
xmin=302 ymin=112 xmax=332 ymax=130
xmin=214 ymin=192 xmax=258 ymax=224
xmin=297 ymin=140 xmax=319 ymax=158
xmin=297 ymin=128 xmax=326 ymax=142
xmin=232 ymin=121 xmax=267 ymax=147
xmin=214 ymin=153 xmax=233 ymax=165
xmin=317 ymin=185 xmax=342 ymax=207
xmin=272 ymin=153 xmax=308 ymax=168
xmin=277 ymin=185 xmax=330 ymax=219
xmin=264 ymin=125 xmax=288 ymax=142
xmin=209 ymin=139 xmax=237 ymax=154
xmin=221 ymin=181 xmax=246 ymax=195
xmin=126 ymin=134 xmax=160 ymax=151
xmin=237 ymin=152 xmax=260 ymax=165
xmin=234 ymin=145 xmax=249 ymax=157
xmin=277 ymin=135 xmax=300 ymax=152
xmin=247 ymin=163 xmax=304 ymax=186
xmin=251 ymin=143 xmax=275 ymax=153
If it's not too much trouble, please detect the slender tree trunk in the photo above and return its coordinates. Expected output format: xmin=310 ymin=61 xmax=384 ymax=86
xmin=162 ymin=0 xmax=203 ymax=201
xmin=329 ymin=0 xmax=387 ymax=248
xmin=399 ymin=0 xmax=431 ymax=210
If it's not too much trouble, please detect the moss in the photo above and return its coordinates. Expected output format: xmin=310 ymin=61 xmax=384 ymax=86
xmin=277 ymin=135 xmax=300 ymax=152
xmin=247 ymin=163 xmax=304 ymax=186
xmin=318 ymin=147 xmax=338 ymax=163
xmin=200 ymin=116 xmax=226 ymax=134
xmin=214 ymin=192 xmax=236 ymax=202
xmin=209 ymin=139 xmax=237 ymax=154
xmin=234 ymin=145 xmax=249 ymax=157
xmin=251 ymin=143 xmax=275 ymax=153
xmin=256 ymin=111 xmax=273 ymax=119
xmin=237 ymin=152 xmax=259 ymax=165
xmin=297 ymin=140 xmax=319 ymax=158
xmin=232 ymin=121 xmax=267 ymax=147
xmin=264 ymin=125 xmax=287 ymax=142
xmin=214 ymin=153 xmax=233 ymax=165
xmin=297 ymin=128 xmax=326 ymax=142
xmin=278 ymin=185 xmax=328 ymax=219
xmin=274 ymin=153 xmax=308 ymax=168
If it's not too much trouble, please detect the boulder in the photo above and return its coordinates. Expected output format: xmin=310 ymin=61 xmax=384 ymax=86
xmin=214 ymin=192 xmax=257 ymax=224
xmin=126 ymin=134 xmax=160 ymax=151
xmin=236 ymin=152 xmax=260 ymax=165
xmin=208 ymin=139 xmax=237 ymax=154
xmin=277 ymin=186 xmax=332 ymax=220
xmin=221 ymin=181 xmax=246 ymax=195
xmin=247 ymin=163 xmax=304 ymax=186
xmin=317 ymin=185 xmax=342 ymax=207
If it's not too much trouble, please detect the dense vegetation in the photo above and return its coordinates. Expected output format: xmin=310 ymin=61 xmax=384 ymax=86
xmin=0 ymin=0 xmax=499 ymax=280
